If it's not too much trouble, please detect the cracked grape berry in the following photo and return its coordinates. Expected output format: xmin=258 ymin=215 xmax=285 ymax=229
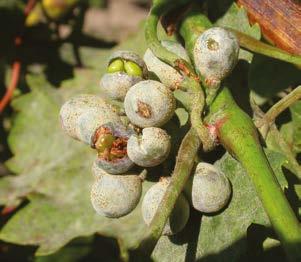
xmin=144 ymin=40 xmax=191 ymax=89
xmin=92 ymin=122 xmax=135 ymax=174
xmin=127 ymin=127 xmax=171 ymax=167
xmin=59 ymin=94 xmax=121 ymax=145
xmin=193 ymin=27 xmax=239 ymax=86
xmin=187 ymin=162 xmax=231 ymax=213
xmin=124 ymin=80 xmax=176 ymax=128
xmin=142 ymin=177 xmax=190 ymax=235
xmin=91 ymin=171 xmax=142 ymax=218
xmin=100 ymin=50 xmax=148 ymax=101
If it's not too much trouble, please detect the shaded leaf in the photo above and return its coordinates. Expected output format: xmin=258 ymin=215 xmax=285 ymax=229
xmin=248 ymin=55 xmax=301 ymax=98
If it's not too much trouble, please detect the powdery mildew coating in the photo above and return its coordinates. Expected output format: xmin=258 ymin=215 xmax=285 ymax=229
xmin=124 ymin=80 xmax=176 ymax=128
xmin=93 ymin=122 xmax=135 ymax=174
xmin=59 ymin=94 xmax=121 ymax=145
xmin=141 ymin=177 xmax=190 ymax=235
xmin=100 ymin=73 xmax=142 ymax=101
xmin=191 ymin=162 xmax=231 ymax=213
xmin=92 ymin=160 xmax=109 ymax=179
xmin=143 ymin=40 xmax=191 ymax=89
xmin=127 ymin=127 xmax=171 ymax=167
xmin=91 ymin=173 xmax=142 ymax=218
xmin=193 ymin=27 xmax=239 ymax=85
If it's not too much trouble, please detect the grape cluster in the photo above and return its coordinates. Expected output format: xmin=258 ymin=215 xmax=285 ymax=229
xmin=60 ymin=27 xmax=237 ymax=234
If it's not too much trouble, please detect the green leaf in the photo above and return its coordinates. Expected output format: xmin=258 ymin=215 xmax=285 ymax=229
xmin=175 ymin=108 xmax=189 ymax=127
xmin=152 ymin=152 xmax=271 ymax=261
xmin=264 ymin=149 xmax=288 ymax=189
xmin=216 ymin=3 xmax=261 ymax=62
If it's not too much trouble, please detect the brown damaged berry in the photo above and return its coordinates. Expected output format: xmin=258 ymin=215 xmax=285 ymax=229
xmin=93 ymin=126 xmax=128 ymax=162
xmin=92 ymin=122 xmax=135 ymax=174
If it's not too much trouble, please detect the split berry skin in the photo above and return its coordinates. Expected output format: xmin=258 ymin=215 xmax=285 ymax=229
xmin=127 ymin=127 xmax=171 ymax=167
xmin=124 ymin=80 xmax=176 ymax=128
xmin=90 ymin=171 xmax=142 ymax=218
xmin=59 ymin=94 xmax=121 ymax=146
xmin=193 ymin=27 xmax=239 ymax=86
xmin=141 ymin=177 xmax=190 ymax=236
xmin=144 ymin=40 xmax=191 ymax=90
xmin=92 ymin=122 xmax=135 ymax=175
xmin=186 ymin=162 xmax=231 ymax=213
xmin=100 ymin=50 xmax=148 ymax=101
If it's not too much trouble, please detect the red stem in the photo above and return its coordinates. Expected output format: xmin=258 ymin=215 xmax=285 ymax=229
xmin=0 ymin=61 xmax=21 ymax=113
xmin=0 ymin=0 xmax=36 ymax=113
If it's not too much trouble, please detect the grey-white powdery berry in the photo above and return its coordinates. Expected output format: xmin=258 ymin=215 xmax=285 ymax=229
xmin=100 ymin=50 xmax=148 ymax=101
xmin=91 ymin=172 xmax=142 ymax=218
xmin=59 ymin=94 xmax=121 ymax=145
xmin=143 ymin=40 xmax=191 ymax=89
xmin=127 ymin=127 xmax=171 ymax=167
xmin=141 ymin=177 xmax=190 ymax=235
xmin=193 ymin=27 xmax=239 ymax=86
xmin=124 ymin=80 xmax=176 ymax=128
xmin=189 ymin=162 xmax=231 ymax=213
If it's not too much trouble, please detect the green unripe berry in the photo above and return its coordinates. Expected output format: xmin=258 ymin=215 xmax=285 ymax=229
xmin=107 ymin=59 xmax=124 ymax=73
xmin=142 ymin=177 xmax=190 ymax=235
xmin=124 ymin=61 xmax=143 ymax=77
xmin=100 ymin=50 xmax=148 ymax=101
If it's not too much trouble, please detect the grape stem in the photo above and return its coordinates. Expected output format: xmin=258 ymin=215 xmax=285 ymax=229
xmin=133 ymin=128 xmax=200 ymax=255
xmin=255 ymin=85 xmax=301 ymax=132
xmin=180 ymin=9 xmax=301 ymax=262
